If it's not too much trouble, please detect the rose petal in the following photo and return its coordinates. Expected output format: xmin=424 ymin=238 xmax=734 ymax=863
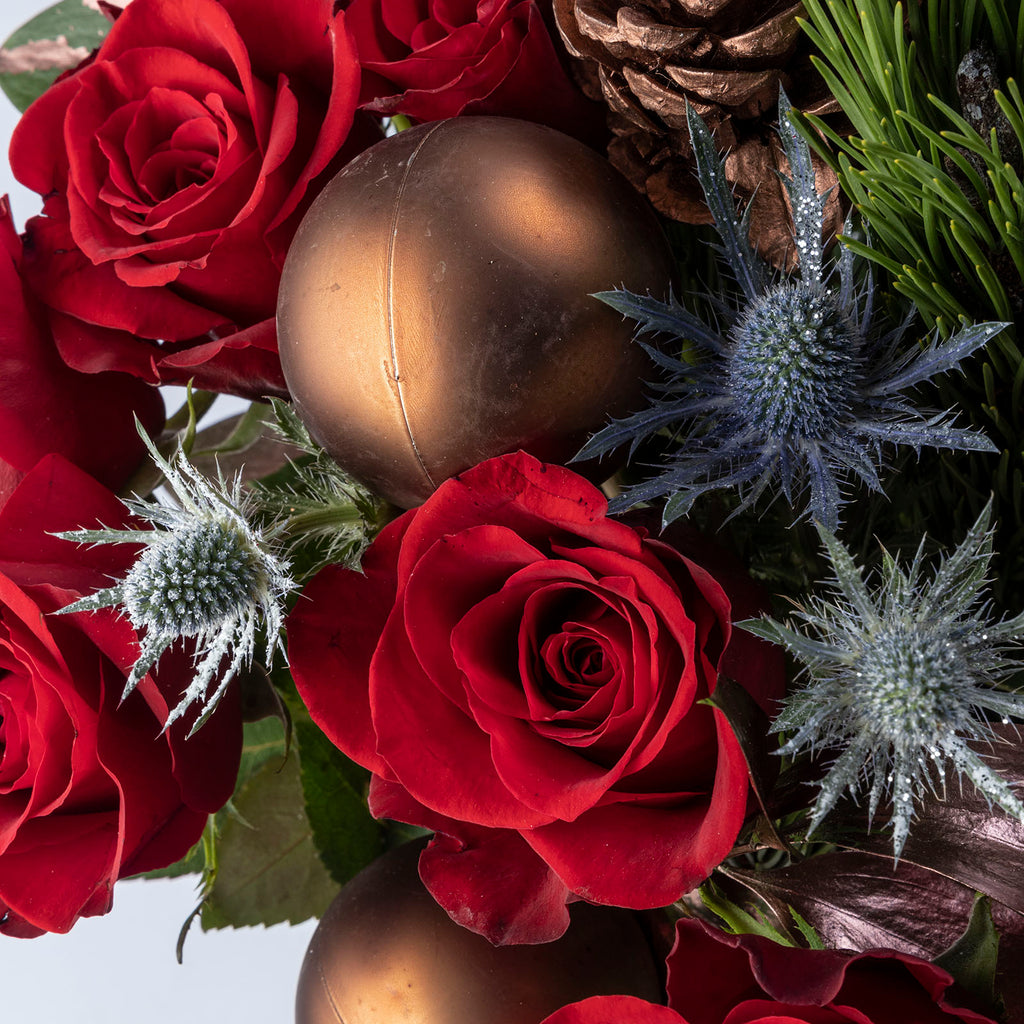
xmin=0 ymin=812 xmax=118 ymax=934
xmin=369 ymin=776 xmax=572 ymax=944
xmin=371 ymin=603 xmax=553 ymax=829
xmin=288 ymin=515 xmax=412 ymax=777
xmin=541 ymin=995 xmax=687 ymax=1024
xmin=525 ymin=706 xmax=748 ymax=906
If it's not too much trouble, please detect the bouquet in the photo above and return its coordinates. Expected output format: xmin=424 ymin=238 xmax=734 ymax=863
xmin=2 ymin=1 xmax=1024 ymax=1022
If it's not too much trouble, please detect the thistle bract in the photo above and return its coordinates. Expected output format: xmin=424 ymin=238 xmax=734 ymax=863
xmin=740 ymin=503 xmax=1024 ymax=857
xmin=59 ymin=430 xmax=294 ymax=733
xmin=578 ymin=92 xmax=1004 ymax=529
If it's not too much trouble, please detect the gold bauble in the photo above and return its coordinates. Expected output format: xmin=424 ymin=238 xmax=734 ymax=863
xmin=295 ymin=840 xmax=666 ymax=1024
xmin=277 ymin=116 xmax=674 ymax=508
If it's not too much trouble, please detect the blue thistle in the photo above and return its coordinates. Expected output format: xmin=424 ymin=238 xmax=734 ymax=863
xmin=740 ymin=503 xmax=1024 ymax=857
xmin=578 ymin=93 xmax=1004 ymax=530
xmin=58 ymin=429 xmax=294 ymax=734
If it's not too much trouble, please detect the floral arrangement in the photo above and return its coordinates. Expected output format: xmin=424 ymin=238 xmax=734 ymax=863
xmin=3 ymin=1 xmax=1024 ymax=1023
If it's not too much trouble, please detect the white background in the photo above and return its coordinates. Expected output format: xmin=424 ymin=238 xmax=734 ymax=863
xmin=0 ymin=2 xmax=320 ymax=1021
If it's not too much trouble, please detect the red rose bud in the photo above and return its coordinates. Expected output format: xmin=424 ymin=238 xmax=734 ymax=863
xmin=0 ymin=458 xmax=241 ymax=936
xmin=348 ymin=0 xmax=606 ymax=145
xmin=286 ymin=451 xmax=784 ymax=944
xmin=10 ymin=0 xmax=376 ymax=397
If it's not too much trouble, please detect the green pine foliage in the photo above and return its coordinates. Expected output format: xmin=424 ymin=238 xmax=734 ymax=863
xmin=793 ymin=0 xmax=1024 ymax=608
xmin=795 ymin=0 xmax=1024 ymax=330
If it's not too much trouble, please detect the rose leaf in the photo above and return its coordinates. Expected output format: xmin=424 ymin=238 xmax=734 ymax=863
xmin=0 ymin=0 xmax=111 ymax=113
xmin=201 ymin=752 xmax=339 ymax=929
xmin=933 ymin=894 xmax=1001 ymax=1018
xmin=294 ymin=717 xmax=386 ymax=886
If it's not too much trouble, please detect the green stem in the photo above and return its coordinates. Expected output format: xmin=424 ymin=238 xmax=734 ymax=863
xmin=282 ymin=503 xmax=364 ymax=537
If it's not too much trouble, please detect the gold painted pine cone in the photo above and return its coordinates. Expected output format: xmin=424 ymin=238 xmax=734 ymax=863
xmin=553 ymin=0 xmax=845 ymax=268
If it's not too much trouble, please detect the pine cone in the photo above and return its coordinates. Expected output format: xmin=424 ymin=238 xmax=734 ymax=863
xmin=553 ymin=0 xmax=844 ymax=268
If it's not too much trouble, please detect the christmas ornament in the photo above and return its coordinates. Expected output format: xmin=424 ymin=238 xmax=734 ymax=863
xmin=551 ymin=0 xmax=843 ymax=268
xmin=277 ymin=116 xmax=674 ymax=508
xmin=295 ymin=839 xmax=666 ymax=1024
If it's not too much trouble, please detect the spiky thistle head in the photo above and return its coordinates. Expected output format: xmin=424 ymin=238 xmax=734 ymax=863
xmin=728 ymin=282 xmax=862 ymax=439
xmin=577 ymin=91 xmax=1004 ymax=529
xmin=740 ymin=502 xmax=1024 ymax=857
xmin=59 ymin=428 xmax=294 ymax=734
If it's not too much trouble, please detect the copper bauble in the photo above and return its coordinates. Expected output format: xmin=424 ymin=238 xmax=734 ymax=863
xmin=295 ymin=840 xmax=665 ymax=1024
xmin=277 ymin=116 xmax=673 ymax=508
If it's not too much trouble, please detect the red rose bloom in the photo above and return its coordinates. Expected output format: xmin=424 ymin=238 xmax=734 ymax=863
xmin=537 ymin=921 xmax=998 ymax=1024
xmin=287 ymin=452 xmax=783 ymax=944
xmin=10 ymin=0 xmax=373 ymax=397
xmin=0 ymin=197 xmax=163 ymax=510
xmin=348 ymin=0 xmax=604 ymax=143
xmin=664 ymin=920 xmax=996 ymax=1024
xmin=0 ymin=457 xmax=242 ymax=937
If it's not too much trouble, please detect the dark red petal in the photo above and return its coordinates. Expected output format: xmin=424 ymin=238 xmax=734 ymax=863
xmin=0 ymin=210 xmax=164 ymax=491
xmin=403 ymin=523 xmax=544 ymax=707
xmin=0 ymin=456 xmax=135 ymax=591
xmin=541 ymin=996 xmax=687 ymax=1024
xmin=394 ymin=452 xmax=633 ymax=580
xmin=10 ymin=71 xmax=79 ymax=191
xmin=96 ymin=0 xmax=250 ymax=73
xmin=419 ymin=825 xmax=573 ymax=945
xmin=23 ymin=205 xmax=226 ymax=341
xmin=370 ymin=602 xmax=552 ymax=830
xmin=524 ymin=706 xmax=749 ymax=906
xmin=267 ymin=8 xmax=361 ymax=233
xmin=0 ymin=812 xmax=118 ymax=933
xmin=288 ymin=517 xmax=411 ymax=777
xmin=368 ymin=775 xmax=572 ymax=945
xmin=153 ymin=318 xmax=288 ymax=397
xmin=721 ymin=1006 xmax=843 ymax=1024
xmin=219 ymin=0 xmax=335 ymax=91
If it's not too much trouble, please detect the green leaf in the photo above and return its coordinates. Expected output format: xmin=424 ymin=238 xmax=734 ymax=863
xmin=201 ymin=752 xmax=338 ymax=929
xmin=698 ymin=879 xmax=796 ymax=946
xmin=790 ymin=907 xmax=826 ymax=950
xmin=294 ymin=718 xmax=385 ymax=886
xmin=193 ymin=401 xmax=273 ymax=458
xmin=0 ymin=0 xmax=111 ymax=113
xmin=934 ymin=894 xmax=1001 ymax=1016
xmin=236 ymin=716 xmax=288 ymax=787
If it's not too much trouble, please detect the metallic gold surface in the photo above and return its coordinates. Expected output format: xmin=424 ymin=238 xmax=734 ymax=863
xmin=277 ymin=117 xmax=674 ymax=508
xmin=295 ymin=840 xmax=665 ymax=1024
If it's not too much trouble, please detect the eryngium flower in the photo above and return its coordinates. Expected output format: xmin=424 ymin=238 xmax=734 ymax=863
xmin=740 ymin=503 xmax=1024 ymax=857
xmin=578 ymin=92 xmax=1003 ymax=530
xmin=59 ymin=431 xmax=294 ymax=733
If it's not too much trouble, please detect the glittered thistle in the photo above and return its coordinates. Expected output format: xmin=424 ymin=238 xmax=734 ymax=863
xmin=578 ymin=92 xmax=1003 ymax=529
xmin=59 ymin=430 xmax=294 ymax=733
xmin=740 ymin=504 xmax=1024 ymax=857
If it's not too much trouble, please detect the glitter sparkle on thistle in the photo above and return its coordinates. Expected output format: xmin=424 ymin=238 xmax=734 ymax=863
xmin=57 ymin=427 xmax=295 ymax=734
xmin=740 ymin=502 xmax=1024 ymax=857
xmin=577 ymin=92 xmax=1005 ymax=530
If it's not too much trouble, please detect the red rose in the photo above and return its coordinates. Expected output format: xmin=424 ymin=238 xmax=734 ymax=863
xmin=10 ymin=0 xmax=374 ymax=398
xmin=538 ymin=920 xmax=999 ymax=1024
xmin=0 ymin=457 xmax=242 ymax=937
xmin=347 ymin=0 xmax=605 ymax=143
xmin=287 ymin=452 xmax=783 ymax=944
xmin=0 ymin=197 xmax=163 ymax=510
xmin=663 ymin=920 xmax=995 ymax=1024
